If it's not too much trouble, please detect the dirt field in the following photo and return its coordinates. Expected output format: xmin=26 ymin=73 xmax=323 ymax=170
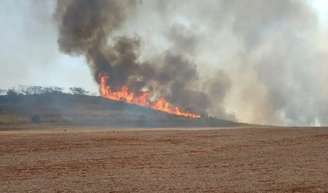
xmin=1 ymin=127 xmax=328 ymax=193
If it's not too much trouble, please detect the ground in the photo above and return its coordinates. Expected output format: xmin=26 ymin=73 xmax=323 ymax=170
xmin=1 ymin=127 xmax=328 ymax=193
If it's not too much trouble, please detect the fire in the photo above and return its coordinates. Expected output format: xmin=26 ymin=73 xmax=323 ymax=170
xmin=99 ymin=74 xmax=201 ymax=119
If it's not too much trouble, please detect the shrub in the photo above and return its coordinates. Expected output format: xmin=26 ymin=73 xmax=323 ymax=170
xmin=31 ymin=115 xmax=41 ymax=124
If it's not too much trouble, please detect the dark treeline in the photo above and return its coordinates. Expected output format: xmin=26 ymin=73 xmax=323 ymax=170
xmin=0 ymin=86 xmax=92 ymax=96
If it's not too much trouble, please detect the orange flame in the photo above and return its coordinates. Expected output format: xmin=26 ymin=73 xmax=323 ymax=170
xmin=99 ymin=74 xmax=200 ymax=119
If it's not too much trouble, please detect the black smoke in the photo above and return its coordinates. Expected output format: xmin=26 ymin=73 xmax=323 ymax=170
xmin=55 ymin=0 xmax=223 ymax=115
xmin=55 ymin=0 xmax=325 ymax=126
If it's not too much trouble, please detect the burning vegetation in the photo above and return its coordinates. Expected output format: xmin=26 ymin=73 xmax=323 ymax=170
xmin=99 ymin=74 xmax=200 ymax=119
xmin=55 ymin=0 xmax=203 ymax=119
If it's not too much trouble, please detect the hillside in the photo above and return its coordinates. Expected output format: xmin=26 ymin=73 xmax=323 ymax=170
xmin=0 ymin=94 xmax=241 ymax=128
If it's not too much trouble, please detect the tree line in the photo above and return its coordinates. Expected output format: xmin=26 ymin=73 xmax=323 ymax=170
xmin=0 ymin=86 xmax=93 ymax=96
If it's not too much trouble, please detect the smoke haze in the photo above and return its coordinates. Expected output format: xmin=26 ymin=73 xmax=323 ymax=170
xmin=1 ymin=0 xmax=328 ymax=126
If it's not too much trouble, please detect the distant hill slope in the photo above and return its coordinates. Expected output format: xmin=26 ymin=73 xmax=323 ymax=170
xmin=0 ymin=94 xmax=241 ymax=128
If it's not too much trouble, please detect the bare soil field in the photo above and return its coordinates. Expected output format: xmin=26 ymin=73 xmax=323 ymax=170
xmin=1 ymin=127 xmax=328 ymax=193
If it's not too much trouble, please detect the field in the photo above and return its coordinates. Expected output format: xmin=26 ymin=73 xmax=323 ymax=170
xmin=1 ymin=127 xmax=328 ymax=193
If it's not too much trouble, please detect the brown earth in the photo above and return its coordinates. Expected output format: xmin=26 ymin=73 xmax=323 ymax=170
xmin=1 ymin=127 xmax=328 ymax=193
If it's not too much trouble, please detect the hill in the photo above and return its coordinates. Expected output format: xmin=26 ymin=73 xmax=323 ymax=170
xmin=0 ymin=94 xmax=241 ymax=128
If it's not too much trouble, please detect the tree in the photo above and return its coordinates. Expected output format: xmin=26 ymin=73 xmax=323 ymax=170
xmin=24 ymin=86 xmax=43 ymax=95
xmin=70 ymin=87 xmax=89 ymax=95
xmin=51 ymin=87 xmax=64 ymax=94
xmin=6 ymin=89 xmax=18 ymax=97
xmin=43 ymin=87 xmax=64 ymax=95
xmin=31 ymin=115 xmax=41 ymax=124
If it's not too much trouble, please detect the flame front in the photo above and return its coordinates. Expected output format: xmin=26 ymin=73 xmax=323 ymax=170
xmin=99 ymin=74 xmax=201 ymax=119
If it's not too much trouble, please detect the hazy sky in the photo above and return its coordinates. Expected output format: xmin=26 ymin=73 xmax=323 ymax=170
xmin=0 ymin=0 xmax=326 ymax=92
xmin=310 ymin=0 xmax=328 ymax=26
xmin=1 ymin=0 xmax=328 ymax=125
xmin=0 ymin=1 xmax=96 ymax=92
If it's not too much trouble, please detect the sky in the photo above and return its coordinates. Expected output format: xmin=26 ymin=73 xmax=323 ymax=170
xmin=0 ymin=0 xmax=326 ymax=92
xmin=309 ymin=0 xmax=328 ymax=26
xmin=0 ymin=0 xmax=328 ymax=126
xmin=0 ymin=1 xmax=96 ymax=92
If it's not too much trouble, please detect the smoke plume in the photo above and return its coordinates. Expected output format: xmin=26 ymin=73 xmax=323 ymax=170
xmin=55 ymin=0 xmax=216 ymax=115
xmin=55 ymin=0 xmax=328 ymax=125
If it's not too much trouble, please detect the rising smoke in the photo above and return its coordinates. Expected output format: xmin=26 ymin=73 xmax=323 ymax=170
xmin=55 ymin=0 xmax=216 ymax=116
xmin=55 ymin=0 xmax=328 ymax=125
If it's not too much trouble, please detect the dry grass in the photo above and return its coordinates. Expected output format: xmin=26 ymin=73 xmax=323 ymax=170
xmin=0 ymin=114 xmax=27 ymax=125
xmin=1 ymin=127 xmax=328 ymax=193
